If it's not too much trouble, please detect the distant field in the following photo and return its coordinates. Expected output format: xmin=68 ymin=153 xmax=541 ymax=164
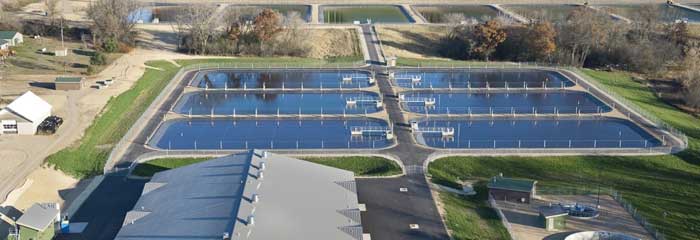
xmin=4 ymin=37 xmax=119 ymax=77
xmin=376 ymin=25 xmax=449 ymax=59
xmin=133 ymin=156 xmax=401 ymax=177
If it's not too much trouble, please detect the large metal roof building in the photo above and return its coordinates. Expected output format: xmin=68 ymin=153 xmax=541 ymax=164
xmin=115 ymin=150 xmax=363 ymax=240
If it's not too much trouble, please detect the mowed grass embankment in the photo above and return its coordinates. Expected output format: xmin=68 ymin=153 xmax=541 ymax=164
xmin=429 ymin=69 xmax=700 ymax=240
xmin=46 ymin=61 xmax=179 ymax=178
xmin=175 ymin=56 xmax=364 ymax=68
xmin=132 ymin=156 xmax=401 ymax=177
xmin=301 ymin=156 xmax=402 ymax=176
xmin=132 ymin=158 xmax=211 ymax=177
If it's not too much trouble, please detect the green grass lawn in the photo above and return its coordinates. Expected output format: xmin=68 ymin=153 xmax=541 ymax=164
xmin=429 ymin=68 xmax=700 ymax=240
xmin=301 ymin=156 xmax=402 ymax=176
xmin=132 ymin=156 xmax=401 ymax=177
xmin=46 ymin=61 xmax=180 ymax=178
xmin=439 ymin=184 xmax=510 ymax=240
xmin=5 ymin=37 xmax=120 ymax=76
xmin=132 ymin=158 xmax=211 ymax=177
xmin=176 ymin=56 xmax=364 ymax=68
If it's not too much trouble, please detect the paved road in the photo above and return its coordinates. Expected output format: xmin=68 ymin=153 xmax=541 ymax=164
xmin=357 ymin=24 xmax=449 ymax=240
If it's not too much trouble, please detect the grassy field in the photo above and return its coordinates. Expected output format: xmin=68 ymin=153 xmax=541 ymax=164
xmin=429 ymin=69 xmax=700 ymax=240
xmin=132 ymin=158 xmax=210 ymax=177
xmin=395 ymin=57 xmax=518 ymax=67
xmin=301 ymin=156 xmax=402 ymax=176
xmin=132 ymin=156 xmax=401 ymax=177
xmin=4 ymin=37 xmax=119 ymax=76
xmin=45 ymin=61 xmax=180 ymax=178
xmin=439 ymin=184 xmax=510 ymax=240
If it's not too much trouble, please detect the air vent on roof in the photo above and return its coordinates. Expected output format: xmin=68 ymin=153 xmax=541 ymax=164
xmin=222 ymin=232 xmax=230 ymax=240
xmin=252 ymin=194 xmax=259 ymax=203
xmin=247 ymin=215 xmax=255 ymax=226
xmin=262 ymin=151 xmax=268 ymax=158
xmin=257 ymin=171 xmax=264 ymax=180
xmin=260 ymin=162 xmax=266 ymax=170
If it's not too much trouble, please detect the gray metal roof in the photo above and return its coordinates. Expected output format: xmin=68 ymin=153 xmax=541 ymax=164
xmin=16 ymin=203 xmax=59 ymax=231
xmin=232 ymin=150 xmax=362 ymax=240
xmin=115 ymin=152 xmax=251 ymax=239
xmin=116 ymin=150 xmax=363 ymax=240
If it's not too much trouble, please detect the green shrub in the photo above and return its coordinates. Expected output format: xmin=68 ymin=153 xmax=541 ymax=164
xmin=103 ymin=38 xmax=119 ymax=53
xmin=86 ymin=65 xmax=97 ymax=75
xmin=90 ymin=52 xmax=107 ymax=65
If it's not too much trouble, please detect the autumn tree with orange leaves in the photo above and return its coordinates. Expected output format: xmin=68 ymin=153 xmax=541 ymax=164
xmin=471 ymin=20 xmax=507 ymax=61
xmin=253 ymin=9 xmax=281 ymax=47
xmin=524 ymin=21 xmax=556 ymax=61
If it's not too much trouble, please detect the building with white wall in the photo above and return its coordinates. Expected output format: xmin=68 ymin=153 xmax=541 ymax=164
xmin=0 ymin=91 xmax=52 ymax=135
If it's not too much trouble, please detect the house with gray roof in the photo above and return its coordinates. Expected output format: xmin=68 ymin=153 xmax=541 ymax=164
xmin=15 ymin=203 xmax=60 ymax=240
xmin=115 ymin=150 xmax=364 ymax=240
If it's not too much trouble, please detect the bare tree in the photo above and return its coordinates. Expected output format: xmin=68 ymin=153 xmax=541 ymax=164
xmin=681 ymin=50 xmax=700 ymax=109
xmin=557 ymin=8 xmax=613 ymax=66
xmin=273 ymin=11 xmax=310 ymax=56
xmin=44 ymin=0 xmax=60 ymax=18
xmin=444 ymin=13 xmax=467 ymax=26
xmin=87 ymin=0 xmax=142 ymax=48
xmin=174 ymin=4 xmax=218 ymax=54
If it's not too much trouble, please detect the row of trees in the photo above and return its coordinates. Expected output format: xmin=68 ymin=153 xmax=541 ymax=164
xmin=173 ymin=5 xmax=309 ymax=57
xmin=440 ymin=5 xmax=699 ymax=109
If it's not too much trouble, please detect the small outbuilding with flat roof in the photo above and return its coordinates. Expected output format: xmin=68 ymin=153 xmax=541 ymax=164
xmin=539 ymin=205 xmax=568 ymax=231
xmin=54 ymin=77 xmax=85 ymax=90
xmin=487 ymin=175 xmax=537 ymax=204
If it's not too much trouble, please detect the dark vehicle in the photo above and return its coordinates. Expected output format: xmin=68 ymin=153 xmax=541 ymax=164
xmin=47 ymin=116 xmax=63 ymax=127
xmin=37 ymin=116 xmax=62 ymax=135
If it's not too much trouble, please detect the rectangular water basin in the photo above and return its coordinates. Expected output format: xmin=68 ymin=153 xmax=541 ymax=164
xmin=227 ymin=5 xmax=311 ymax=22
xmin=174 ymin=91 xmax=381 ymax=115
xmin=414 ymin=5 xmax=501 ymax=23
xmin=149 ymin=118 xmax=393 ymax=150
xmin=413 ymin=118 xmax=661 ymax=149
xmin=193 ymin=70 xmax=373 ymax=89
xmin=402 ymin=90 xmax=611 ymax=115
xmin=321 ymin=5 xmax=413 ymax=23
xmin=595 ymin=4 xmax=700 ymax=23
xmin=504 ymin=4 xmax=583 ymax=22
xmin=392 ymin=70 xmax=573 ymax=89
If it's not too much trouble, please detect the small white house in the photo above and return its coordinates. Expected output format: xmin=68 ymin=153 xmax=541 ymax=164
xmin=0 ymin=31 xmax=23 ymax=46
xmin=0 ymin=91 xmax=52 ymax=135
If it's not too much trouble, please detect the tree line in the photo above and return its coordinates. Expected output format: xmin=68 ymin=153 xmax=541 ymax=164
xmin=440 ymin=5 xmax=700 ymax=110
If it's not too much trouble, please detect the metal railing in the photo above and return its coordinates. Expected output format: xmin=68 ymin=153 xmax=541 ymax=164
xmin=181 ymin=61 xmax=367 ymax=71
xmin=610 ymin=189 xmax=666 ymax=240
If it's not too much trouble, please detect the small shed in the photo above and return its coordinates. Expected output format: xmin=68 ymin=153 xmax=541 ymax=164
xmin=539 ymin=205 xmax=568 ymax=231
xmin=0 ymin=31 xmax=23 ymax=46
xmin=487 ymin=175 xmax=537 ymax=204
xmin=15 ymin=203 xmax=60 ymax=240
xmin=55 ymin=77 xmax=85 ymax=90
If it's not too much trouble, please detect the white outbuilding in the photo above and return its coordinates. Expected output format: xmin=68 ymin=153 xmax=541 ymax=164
xmin=0 ymin=91 xmax=52 ymax=135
